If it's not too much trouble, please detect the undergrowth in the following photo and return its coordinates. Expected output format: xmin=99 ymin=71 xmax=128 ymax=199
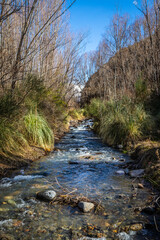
xmin=0 ymin=74 xmax=84 ymax=162
xmin=87 ymin=97 xmax=154 ymax=146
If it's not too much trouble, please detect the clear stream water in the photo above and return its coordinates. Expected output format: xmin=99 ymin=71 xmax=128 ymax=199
xmin=0 ymin=120 xmax=159 ymax=240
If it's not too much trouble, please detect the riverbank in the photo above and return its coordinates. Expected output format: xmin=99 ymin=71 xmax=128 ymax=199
xmin=0 ymin=118 xmax=84 ymax=179
xmin=86 ymin=97 xmax=160 ymax=190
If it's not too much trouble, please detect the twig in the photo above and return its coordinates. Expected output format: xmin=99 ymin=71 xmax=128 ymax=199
xmin=154 ymin=216 xmax=160 ymax=232
xmin=66 ymin=188 xmax=77 ymax=195
xmin=55 ymin=177 xmax=69 ymax=192
xmin=155 ymin=196 xmax=160 ymax=208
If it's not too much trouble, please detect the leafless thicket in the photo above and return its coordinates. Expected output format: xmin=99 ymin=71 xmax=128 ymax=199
xmin=81 ymin=0 xmax=160 ymax=103
xmin=0 ymin=0 xmax=85 ymax=104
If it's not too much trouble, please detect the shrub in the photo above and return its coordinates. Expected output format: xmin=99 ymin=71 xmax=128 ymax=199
xmin=0 ymin=93 xmax=17 ymax=117
xmin=23 ymin=110 xmax=54 ymax=151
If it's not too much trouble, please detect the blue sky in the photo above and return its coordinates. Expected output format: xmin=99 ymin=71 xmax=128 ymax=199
xmin=69 ymin=0 xmax=141 ymax=52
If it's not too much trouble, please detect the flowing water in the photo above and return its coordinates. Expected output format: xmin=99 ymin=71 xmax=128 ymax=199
xmin=0 ymin=120 xmax=159 ymax=240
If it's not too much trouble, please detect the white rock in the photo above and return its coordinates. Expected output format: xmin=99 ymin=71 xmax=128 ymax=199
xmin=78 ymin=201 xmax=94 ymax=213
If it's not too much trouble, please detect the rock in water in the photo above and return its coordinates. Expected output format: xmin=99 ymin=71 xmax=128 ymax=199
xmin=78 ymin=201 xmax=94 ymax=213
xmin=130 ymin=223 xmax=143 ymax=231
xmin=36 ymin=190 xmax=56 ymax=201
xmin=116 ymin=170 xmax=125 ymax=175
xmin=129 ymin=169 xmax=144 ymax=178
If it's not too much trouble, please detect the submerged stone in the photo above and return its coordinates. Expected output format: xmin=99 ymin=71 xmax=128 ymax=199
xmin=36 ymin=190 xmax=56 ymax=201
xmin=129 ymin=169 xmax=144 ymax=178
xmin=7 ymin=199 xmax=17 ymax=207
xmin=78 ymin=202 xmax=94 ymax=213
xmin=130 ymin=223 xmax=143 ymax=231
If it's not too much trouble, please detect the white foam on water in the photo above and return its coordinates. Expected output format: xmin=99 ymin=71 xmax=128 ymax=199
xmin=0 ymin=177 xmax=12 ymax=188
xmin=16 ymin=199 xmax=28 ymax=208
xmin=0 ymin=182 xmax=12 ymax=187
xmin=13 ymin=174 xmax=43 ymax=181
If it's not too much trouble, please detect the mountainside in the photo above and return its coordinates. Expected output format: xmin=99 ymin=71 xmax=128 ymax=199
xmin=81 ymin=35 xmax=160 ymax=104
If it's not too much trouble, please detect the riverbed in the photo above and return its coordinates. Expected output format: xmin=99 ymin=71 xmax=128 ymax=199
xmin=0 ymin=120 xmax=159 ymax=240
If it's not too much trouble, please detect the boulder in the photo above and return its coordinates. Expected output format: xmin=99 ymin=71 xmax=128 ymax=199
xmin=78 ymin=201 xmax=94 ymax=213
xmin=129 ymin=169 xmax=144 ymax=178
xmin=36 ymin=190 xmax=56 ymax=201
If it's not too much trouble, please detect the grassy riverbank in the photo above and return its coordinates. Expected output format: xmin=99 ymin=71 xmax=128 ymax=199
xmin=0 ymin=75 xmax=85 ymax=177
xmin=85 ymin=95 xmax=160 ymax=188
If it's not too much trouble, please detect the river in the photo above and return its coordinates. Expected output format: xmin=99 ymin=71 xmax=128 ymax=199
xmin=0 ymin=120 xmax=159 ymax=240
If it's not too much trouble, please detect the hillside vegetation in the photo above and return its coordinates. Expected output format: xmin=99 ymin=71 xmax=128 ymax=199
xmin=82 ymin=1 xmax=160 ymax=186
xmin=0 ymin=0 xmax=85 ymax=174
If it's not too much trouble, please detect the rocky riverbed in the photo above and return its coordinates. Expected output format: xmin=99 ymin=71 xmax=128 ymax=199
xmin=0 ymin=120 xmax=160 ymax=240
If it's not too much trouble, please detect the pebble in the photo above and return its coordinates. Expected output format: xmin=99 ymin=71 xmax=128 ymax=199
xmin=130 ymin=223 xmax=143 ymax=231
xmin=138 ymin=183 xmax=144 ymax=189
xmin=116 ymin=170 xmax=125 ymax=175
xmin=129 ymin=169 xmax=144 ymax=178
xmin=78 ymin=202 xmax=94 ymax=213
xmin=36 ymin=190 xmax=56 ymax=201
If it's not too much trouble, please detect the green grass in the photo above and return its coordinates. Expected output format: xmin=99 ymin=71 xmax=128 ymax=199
xmin=0 ymin=119 xmax=29 ymax=158
xmin=23 ymin=110 xmax=54 ymax=151
xmin=87 ymin=97 xmax=153 ymax=146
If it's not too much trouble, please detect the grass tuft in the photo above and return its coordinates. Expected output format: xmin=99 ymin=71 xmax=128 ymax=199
xmin=23 ymin=110 xmax=54 ymax=151
xmin=87 ymin=97 xmax=153 ymax=146
xmin=0 ymin=119 xmax=29 ymax=158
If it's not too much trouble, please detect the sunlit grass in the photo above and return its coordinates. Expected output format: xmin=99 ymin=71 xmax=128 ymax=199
xmin=0 ymin=119 xmax=29 ymax=158
xmin=23 ymin=110 xmax=54 ymax=151
xmin=87 ymin=98 xmax=153 ymax=146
